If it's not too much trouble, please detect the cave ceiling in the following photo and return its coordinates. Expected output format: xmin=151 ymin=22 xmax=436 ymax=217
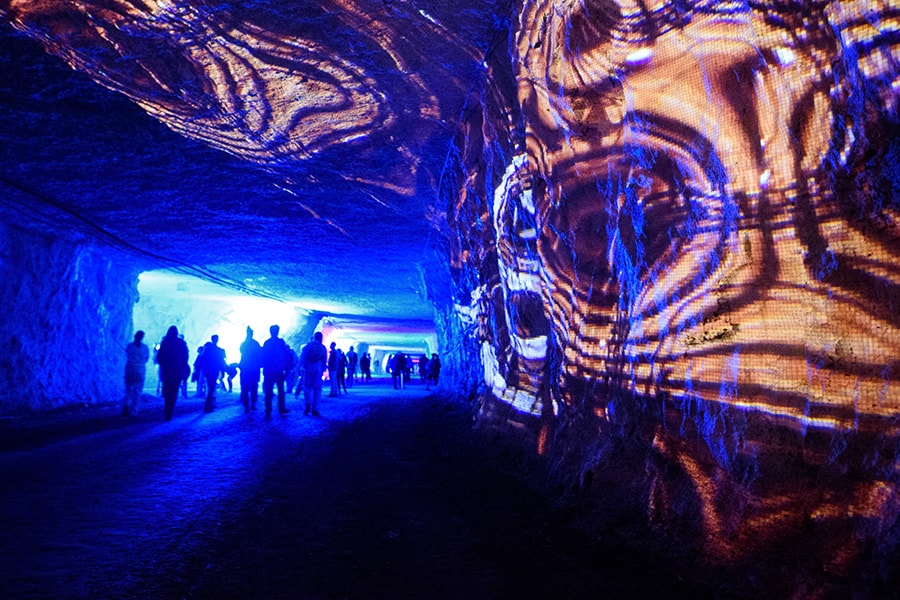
xmin=0 ymin=0 xmax=509 ymax=320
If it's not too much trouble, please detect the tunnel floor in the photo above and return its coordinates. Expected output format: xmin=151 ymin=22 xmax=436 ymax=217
xmin=0 ymin=379 xmax=716 ymax=599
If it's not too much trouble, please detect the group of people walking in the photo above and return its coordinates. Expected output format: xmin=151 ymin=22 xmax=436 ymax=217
xmin=326 ymin=343 xmax=374 ymax=396
xmin=123 ymin=325 xmax=440 ymax=421
xmin=125 ymin=325 xmax=329 ymax=421
xmin=387 ymin=352 xmax=441 ymax=390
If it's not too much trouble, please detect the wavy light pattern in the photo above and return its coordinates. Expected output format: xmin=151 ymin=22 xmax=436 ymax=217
xmin=2 ymin=0 xmax=481 ymax=197
xmin=3 ymin=0 xmax=900 ymax=582
xmin=445 ymin=0 xmax=900 ymax=567
xmin=467 ymin=0 xmax=900 ymax=426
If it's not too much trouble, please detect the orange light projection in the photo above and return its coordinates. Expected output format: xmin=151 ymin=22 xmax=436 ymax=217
xmin=475 ymin=0 xmax=900 ymax=428
xmin=2 ymin=0 xmax=484 ymax=198
xmin=457 ymin=0 xmax=900 ymax=572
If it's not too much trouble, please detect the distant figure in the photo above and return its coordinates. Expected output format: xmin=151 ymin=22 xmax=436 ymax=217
xmin=300 ymin=331 xmax=328 ymax=416
xmin=192 ymin=346 xmax=206 ymax=397
xmin=261 ymin=324 xmax=290 ymax=416
xmin=418 ymin=354 xmax=428 ymax=383
xmin=295 ymin=338 xmax=313 ymax=399
xmin=359 ymin=352 xmax=371 ymax=382
xmin=337 ymin=348 xmax=348 ymax=394
xmin=199 ymin=335 xmax=227 ymax=413
xmin=285 ymin=347 xmax=299 ymax=398
xmin=155 ymin=325 xmax=189 ymax=421
xmin=179 ymin=334 xmax=189 ymax=398
xmin=393 ymin=353 xmax=408 ymax=390
xmin=123 ymin=330 xmax=150 ymax=417
xmin=224 ymin=363 xmax=238 ymax=392
xmin=426 ymin=353 xmax=442 ymax=390
xmin=327 ymin=342 xmax=339 ymax=397
xmin=345 ymin=346 xmax=358 ymax=387
xmin=239 ymin=327 xmax=262 ymax=413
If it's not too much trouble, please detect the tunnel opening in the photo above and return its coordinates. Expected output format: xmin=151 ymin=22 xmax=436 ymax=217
xmin=135 ymin=269 xmax=441 ymax=395
xmin=135 ymin=269 xmax=312 ymax=396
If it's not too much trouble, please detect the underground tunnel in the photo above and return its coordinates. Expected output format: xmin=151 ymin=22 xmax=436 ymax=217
xmin=1 ymin=0 xmax=900 ymax=597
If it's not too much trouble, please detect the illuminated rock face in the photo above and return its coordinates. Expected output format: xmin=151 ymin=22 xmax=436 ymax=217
xmin=0 ymin=224 xmax=138 ymax=412
xmin=446 ymin=0 xmax=900 ymax=585
xmin=1 ymin=0 xmax=899 ymax=589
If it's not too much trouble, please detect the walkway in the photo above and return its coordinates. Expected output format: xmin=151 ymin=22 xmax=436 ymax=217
xmin=0 ymin=380 xmax=709 ymax=599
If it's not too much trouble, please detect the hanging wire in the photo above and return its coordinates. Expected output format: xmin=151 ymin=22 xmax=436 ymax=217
xmin=0 ymin=174 xmax=287 ymax=302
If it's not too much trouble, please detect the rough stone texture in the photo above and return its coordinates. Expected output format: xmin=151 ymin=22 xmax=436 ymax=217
xmin=0 ymin=0 xmax=509 ymax=319
xmin=0 ymin=223 xmax=138 ymax=412
xmin=441 ymin=0 xmax=900 ymax=592
xmin=1 ymin=0 xmax=899 ymax=593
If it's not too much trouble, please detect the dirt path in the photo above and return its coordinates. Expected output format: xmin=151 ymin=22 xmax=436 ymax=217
xmin=0 ymin=381 xmax=712 ymax=599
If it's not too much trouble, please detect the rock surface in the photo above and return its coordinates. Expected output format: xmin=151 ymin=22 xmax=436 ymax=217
xmin=1 ymin=2 xmax=899 ymax=593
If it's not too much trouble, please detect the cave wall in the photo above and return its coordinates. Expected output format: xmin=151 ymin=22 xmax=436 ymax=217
xmin=440 ymin=0 xmax=900 ymax=590
xmin=0 ymin=224 xmax=139 ymax=413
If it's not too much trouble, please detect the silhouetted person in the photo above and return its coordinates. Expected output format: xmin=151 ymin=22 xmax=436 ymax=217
xmin=261 ymin=324 xmax=290 ymax=416
xmin=199 ymin=334 xmax=227 ymax=413
xmin=224 ymin=363 xmax=238 ymax=392
xmin=294 ymin=341 xmax=310 ymax=399
xmin=295 ymin=339 xmax=312 ymax=399
xmin=345 ymin=346 xmax=358 ymax=387
xmin=327 ymin=342 xmax=339 ymax=397
xmin=426 ymin=353 xmax=441 ymax=390
xmin=337 ymin=348 xmax=348 ymax=394
xmin=179 ymin=335 xmax=189 ymax=398
xmin=123 ymin=330 xmax=150 ymax=417
xmin=192 ymin=346 xmax=206 ymax=397
xmin=239 ymin=327 xmax=262 ymax=413
xmin=418 ymin=354 xmax=428 ymax=383
xmin=393 ymin=353 xmax=408 ymax=390
xmin=300 ymin=331 xmax=328 ymax=416
xmin=155 ymin=325 xmax=189 ymax=421
xmin=285 ymin=346 xmax=299 ymax=398
xmin=359 ymin=352 xmax=371 ymax=382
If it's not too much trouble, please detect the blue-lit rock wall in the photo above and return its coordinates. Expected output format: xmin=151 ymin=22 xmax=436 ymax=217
xmin=438 ymin=0 xmax=900 ymax=590
xmin=0 ymin=224 xmax=138 ymax=413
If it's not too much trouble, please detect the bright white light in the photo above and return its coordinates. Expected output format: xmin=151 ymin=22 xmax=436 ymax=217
xmin=625 ymin=48 xmax=653 ymax=66
xmin=418 ymin=9 xmax=438 ymax=25
xmin=135 ymin=270 xmax=304 ymax=362
xmin=212 ymin=297 xmax=301 ymax=361
xmin=773 ymin=47 xmax=796 ymax=67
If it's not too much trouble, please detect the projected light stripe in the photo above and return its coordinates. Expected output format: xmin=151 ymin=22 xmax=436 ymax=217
xmin=2 ymin=0 xmax=489 ymax=201
xmin=440 ymin=5 xmax=900 ymax=556
xmin=500 ymin=0 xmax=900 ymax=413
